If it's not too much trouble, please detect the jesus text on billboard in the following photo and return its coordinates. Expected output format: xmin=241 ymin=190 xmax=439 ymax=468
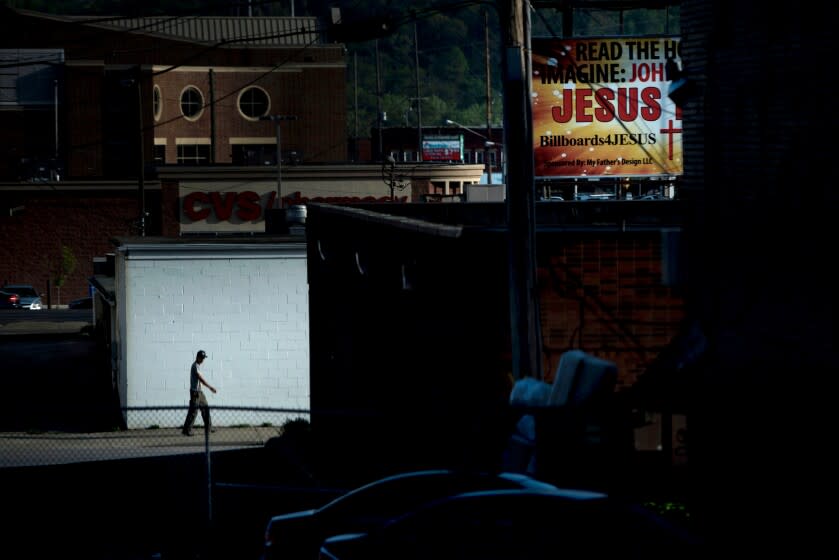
xmin=532 ymin=37 xmax=683 ymax=178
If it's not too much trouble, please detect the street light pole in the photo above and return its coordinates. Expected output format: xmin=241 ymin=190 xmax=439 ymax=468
xmin=445 ymin=118 xmax=495 ymax=184
xmin=260 ymin=115 xmax=298 ymax=209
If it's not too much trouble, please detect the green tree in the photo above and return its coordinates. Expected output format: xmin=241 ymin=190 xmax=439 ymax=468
xmin=456 ymin=103 xmax=493 ymax=129
xmin=417 ymin=95 xmax=448 ymax=129
xmin=381 ymin=92 xmax=411 ymax=127
xmin=54 ymin=244 xmax=77 ymax=306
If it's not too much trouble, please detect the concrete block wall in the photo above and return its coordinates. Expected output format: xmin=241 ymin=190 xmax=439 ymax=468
xmin=121 ymin=250 xmax=309 ymax=428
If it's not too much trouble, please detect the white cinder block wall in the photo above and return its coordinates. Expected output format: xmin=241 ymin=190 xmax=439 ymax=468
xmin=115 ymin=242 xmax=309 ymax=429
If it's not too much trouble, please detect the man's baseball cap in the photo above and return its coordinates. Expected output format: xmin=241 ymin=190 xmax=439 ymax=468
xmin=197 ymin=350 xmax=208 ymax=359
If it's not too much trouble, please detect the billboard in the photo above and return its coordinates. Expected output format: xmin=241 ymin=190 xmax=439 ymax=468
xmin=422 ymin=135 xmax=463 ymax=162
xmin=532 ymin=36 xmax=683 ymax=178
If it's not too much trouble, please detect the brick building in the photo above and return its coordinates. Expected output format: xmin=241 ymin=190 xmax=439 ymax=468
xmin=0 ymin=8 xmax=347 ymax=180
xmin=0 ymin=8 xmax=490 ymax=303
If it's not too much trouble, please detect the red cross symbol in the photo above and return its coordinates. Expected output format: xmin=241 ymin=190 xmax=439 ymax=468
xmin=660 ymin=119 xmax=683 ymax=160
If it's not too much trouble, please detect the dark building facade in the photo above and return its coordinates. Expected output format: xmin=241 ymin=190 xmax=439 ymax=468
xmin=0 ymin=8 xmax=347 ymax=303
xmin=0 ymin=8 xmax=347 ymax=181
xmin=305 ymin=200 xmax=688 ymax=488
xmin=668 ymin=1 xmax=834 ymax=555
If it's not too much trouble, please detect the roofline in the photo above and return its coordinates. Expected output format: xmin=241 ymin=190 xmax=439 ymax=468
xmin=110 ymin=238 xmax=307 ymax=259
xmin=9 ymin=9 xmax=328 ymax=48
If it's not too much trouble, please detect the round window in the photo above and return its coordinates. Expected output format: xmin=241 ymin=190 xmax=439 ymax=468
xmin=180 ymin=86 xmax=204 ymax=120
xmin=152 ymin=85 xmax=162 ymax=121
xmin=238 ymin=86 xmax=270 ymax=119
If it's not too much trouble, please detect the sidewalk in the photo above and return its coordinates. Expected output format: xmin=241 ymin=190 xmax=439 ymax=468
xmin=0 ymin=425 xmax=283 ymax=468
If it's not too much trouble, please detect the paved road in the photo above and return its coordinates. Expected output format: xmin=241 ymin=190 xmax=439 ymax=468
xmin=0 ymin=307 xmax=93 ymax=335
xmin=0 ymin=309 xmax=114 ymax=433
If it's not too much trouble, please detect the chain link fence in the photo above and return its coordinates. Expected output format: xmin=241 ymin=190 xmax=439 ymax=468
xmin=0 ymin=406 xmax=309 ymax=469
xmin=1 ymin=405 xmax=327 ymax=560
xmin=1 ymin=402 xmax=695 ymax=560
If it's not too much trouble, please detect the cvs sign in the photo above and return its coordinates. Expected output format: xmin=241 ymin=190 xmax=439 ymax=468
xmin=182 ymin=191 xmax=277 ymax=222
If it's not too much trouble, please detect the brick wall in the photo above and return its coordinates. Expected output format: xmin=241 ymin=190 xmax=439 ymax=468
xmin=537 ymin=233 xmax=685 ymax=390
xmin=65 ymin=63 xmax=106 ymax=178
xmin=0 ymin=188 xmax=149 ymax=305
xmin=151 ymin=66 xmax=347 ymax=165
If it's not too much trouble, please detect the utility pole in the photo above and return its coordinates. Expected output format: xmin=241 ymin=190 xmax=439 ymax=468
xmin=484 ymin=10 xmax=493 ymax=183
xmin=376 ymin=39 xmax=384 ymax=161
xmin=120 ymin=72 xmax=146 ymax=236
xmin=260 ymin=115 xmax=299 ymax=209
xmin=414 ymin=22 xmax=423 ymax=162
xmin=499 ymin=0 xmax=542 ymax=380
xmin=209 ymin=69 xmax=216 ymax=163
xmin=53 ymin=79 xmax=59 ymax=180
xmin=353 ymin=52 xmax=359 ymax=161
xmin=135 ymin=69 xmax=146 ymax=237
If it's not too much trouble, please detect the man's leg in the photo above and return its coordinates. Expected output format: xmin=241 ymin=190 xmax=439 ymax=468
xmin=198 ymin=392 xmax=213 ymax=433
xmin=183 ymin=393 xmax=199 ymax=435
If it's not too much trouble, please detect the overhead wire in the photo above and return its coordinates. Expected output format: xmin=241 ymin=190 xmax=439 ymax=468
xmin=54 ymin=22 xmax=331 ymax=155
xmin=0 ymin=0 xmax=292 ymax=69
xmin=530 ymin=2 xmax=678 ymax=176
xmin=8 ymin=1 xmax=678 ymax=177
xmin=117 ymin=1 xmax=492 ymax=156
xmin=3 ymin=1 xmax=331 ymax=160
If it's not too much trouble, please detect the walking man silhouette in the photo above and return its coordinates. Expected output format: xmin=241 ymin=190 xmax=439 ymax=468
xmin=182 ymin=350 xmax=217 ymax=436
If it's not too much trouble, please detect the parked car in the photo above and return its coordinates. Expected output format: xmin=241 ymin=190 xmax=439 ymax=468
xmin=261 ymin=469 xmax=562 ymax=560
xmin=0 ymin=290 xmax=21 ymax=309
xmin=68 ymin=296 xmax=93 ymax=309
xmin=319 ymin=488 xmax=701 ymax=560
xmin=0 ymin=284 xmax=41 ymax=310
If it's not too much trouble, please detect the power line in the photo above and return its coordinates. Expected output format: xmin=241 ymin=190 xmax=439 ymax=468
xmin=50 ymin=26 xmax=326 ymax=155
xmin=530 ymin=5 xmax=678 ymax=176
